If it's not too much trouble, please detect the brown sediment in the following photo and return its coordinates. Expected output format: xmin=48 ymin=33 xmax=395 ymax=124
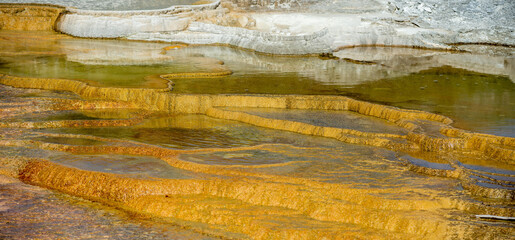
xmin=340 ymin=58 xmax=377 ymax=65
xmin=0 ymin=92 xmax=146 ymax=129
xmin=33 ymin=132 xmax=146 ymax=145
xmin=0 ymin=4 xmax=64 ymax=31
xmin=451 ymin=42 xmax=515 ymax=48
xmin=0 ymin=97 xmax=138 ymax=121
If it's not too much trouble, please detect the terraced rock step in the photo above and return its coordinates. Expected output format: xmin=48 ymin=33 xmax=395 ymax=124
xmin=0 ymin=81 xmax=513 ymax=239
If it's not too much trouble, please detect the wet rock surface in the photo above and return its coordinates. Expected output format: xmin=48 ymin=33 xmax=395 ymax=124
xmin=0 ymin=176 xmax=215 ymax=239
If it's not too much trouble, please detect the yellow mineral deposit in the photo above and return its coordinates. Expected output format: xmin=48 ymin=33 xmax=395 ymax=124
xmin=1 ymin=74 xmax=512 ymax=164
xmin=0 ymin=4 xmax=63 ymax=31
xmin=162 ymin=44 xmax=188 ymax=52
xmin=0 ymin=118 xmax=143 ymax=129
xmin=0 ymin=4 xmax=513 ymax=239
xmin=10 ymin=140 xmax=513 ymax=239
xmin=0 ymin=72 xmax=512 ymax=238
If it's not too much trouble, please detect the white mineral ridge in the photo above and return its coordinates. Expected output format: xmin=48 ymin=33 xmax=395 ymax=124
xmin=57 ymin=14 xmax=190 ymax=38
xmin=0 ymin=0 xmax=204 ymax=11
xmin=129 ymin=22 xmax=332 ymax=55
xmin=251 ymin=12 xmax=452 ymax=50
xmin=55 ymin=3 xmax=464 ymax=54
xmin=1 ymin=0 xmax=513 ymax=54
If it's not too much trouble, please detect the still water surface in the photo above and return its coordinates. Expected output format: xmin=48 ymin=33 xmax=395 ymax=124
xmin=1 ymin=36 xmax=512 ymax=136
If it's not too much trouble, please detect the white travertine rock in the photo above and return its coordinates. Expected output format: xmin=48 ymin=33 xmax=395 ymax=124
xmin=57 ymin=14 xmax=190 ymax=38
xmin=128 ymin=22 xmax=332 ymax=55
xmin=0 ymin=0 xmax=217 ymax=11
xmin=64 ymin=0 xmax=221 ymax=16
xmin=1 ymin=0 xmax=513 ymax=55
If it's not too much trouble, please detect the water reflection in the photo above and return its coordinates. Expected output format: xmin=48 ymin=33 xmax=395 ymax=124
xmin=0 ymin=32 xmax=512 ymax=135
xmin=343 ymin=67 xmax=515 ymax=137
xmin=44 ymin=114 xmax=353 ymax=149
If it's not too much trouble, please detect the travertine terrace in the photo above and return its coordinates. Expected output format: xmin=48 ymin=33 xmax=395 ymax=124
xmin=0 ymin=1 xmax=513 ymax=239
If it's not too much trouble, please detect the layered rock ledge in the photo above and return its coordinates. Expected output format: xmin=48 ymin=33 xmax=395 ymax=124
xmin=1 ymin=0 xmax=513 ymax=54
